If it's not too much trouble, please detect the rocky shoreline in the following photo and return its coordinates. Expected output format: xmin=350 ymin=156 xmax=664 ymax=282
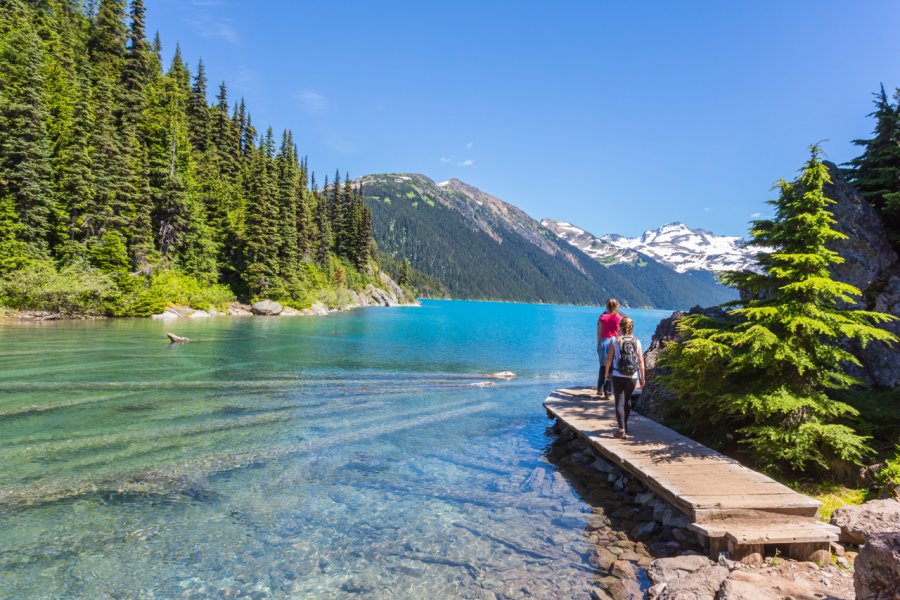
xmin=1 ymin=275 xmax=417 ymax=322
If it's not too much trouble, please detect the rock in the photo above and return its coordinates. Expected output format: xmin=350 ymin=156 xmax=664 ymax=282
xmin=280 ymin=307 xmax=302 ymax=316
xmin=250 ymin=300 xmax=283 ymax=316
xmin=591 ymin=547 xmax=618 ymax=571
xmin=647 ymin=555 xmax=714 ymax=585
xmin=718 ymin=567 xmax=854 ymax=600
xmin=830 ymin=498 xmax=900 ymax=545
xmin=590 ymin=589 xmax=614 ymax=600
xmin=227 ymin=303 xmax=253 ymax=316
xmin=854 ymin=532 xmax=900 ymax=600
xmin=470 ymin=381 xmax=495 ymax=387
xmin=831 ymin=541 xmax=846 ymax=556
xmin=592 ymin=457 xmax=617 ymax=474
xmin=632 ymin=521 xmax=658 ymax=541
xmin=610 ymin=559 xmax=638 ymax=580
xmin=309 ymin=303 xmax=329 ymax=316
xmin=739 ymin=552 xmax=764 ymax=568
xmin=151 ymin=309 xmax=179 ymax=320
xmin=603 ymin=577 xmax=643 ymax=600
xmin=657 ymin=565 xmax=728 ymax=600
xmin=188 ymin=309 xmax=209 ymax=319
xmin=809 ymin=549 xmax=832 ymax=566
xmin=569 ymin=451 xmax=594 ymax=465
xmin=166 ymin=333 xmax=191 ymax=343
xmin=824 ymin=164 xmax=900 ymax=387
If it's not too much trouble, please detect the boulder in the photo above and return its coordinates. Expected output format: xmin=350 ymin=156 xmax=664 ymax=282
xmin=227 ymin=302 xmax=253 ymax=316
xmin=280 ymin=307 xmax=302 ymax=316
xmin=250 ymin=300 xmax=283 ymax=316
xmin=854 ymin=532 xmax=900 ymax=600
xmin=647 ymin=555 xmax=714 ymax=586
xmin=309 ymin=303 xmax=329 ymax=316
xmin=188 ymin=309 xmax=210 ymax=318
xmin=166 ymin=333 xmax=191 ymax=343
xmin=150 ymin=309 xmax=179 ymax=320
xmin=657 ymin=565 xmax=728 ymax=600
xmin=830 ymin=498 xmax=900 ymax=545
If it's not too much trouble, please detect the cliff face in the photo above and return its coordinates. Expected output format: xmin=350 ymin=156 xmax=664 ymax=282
xmin=825 ymin=163 xmax=899 ymax=387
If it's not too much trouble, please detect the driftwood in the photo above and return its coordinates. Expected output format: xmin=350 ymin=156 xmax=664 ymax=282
xmin=166 ymin=333 xmax=191 ymax=344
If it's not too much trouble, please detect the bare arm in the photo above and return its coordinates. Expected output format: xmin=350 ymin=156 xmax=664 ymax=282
xmin=638 ymin=341 xmax=646 ymax=387
xmin=605 ymin=340 xmax=615 ymax=379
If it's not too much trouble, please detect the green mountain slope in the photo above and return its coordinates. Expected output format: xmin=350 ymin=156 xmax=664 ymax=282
xmin=360 ymin=174 xmax=656 ymax=306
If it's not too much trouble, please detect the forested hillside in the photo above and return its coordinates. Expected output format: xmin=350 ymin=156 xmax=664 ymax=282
xmin=362 ymin=174 xmax=735 ymax=308
xmin=0 ymin=0 xmax=376 ymax=315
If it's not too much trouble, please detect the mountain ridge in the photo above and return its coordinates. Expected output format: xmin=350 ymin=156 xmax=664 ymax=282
xmin=359 ymin=174 xmax=739 ymax=309
xmin=543 ymin=219 xmax=759 ymax=274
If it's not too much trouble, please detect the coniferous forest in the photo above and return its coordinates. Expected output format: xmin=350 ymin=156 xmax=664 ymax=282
xmin=0 ymin=0 xmax=376 ymax=315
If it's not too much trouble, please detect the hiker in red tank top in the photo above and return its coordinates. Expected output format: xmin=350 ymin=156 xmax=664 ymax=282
xmin=596 ymin=299 xmax=622 ymax=398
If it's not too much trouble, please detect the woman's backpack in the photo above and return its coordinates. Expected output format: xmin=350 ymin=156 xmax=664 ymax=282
xmin=616 ymin=336 xmax=640 ymax=376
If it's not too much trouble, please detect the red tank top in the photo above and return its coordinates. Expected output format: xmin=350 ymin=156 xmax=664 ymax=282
xmin=599 ymin=312 xmax=622 ymax=338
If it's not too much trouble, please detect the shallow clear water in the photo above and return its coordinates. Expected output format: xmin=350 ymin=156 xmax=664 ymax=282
xmin=0 ymin=300 xmax=670 ymax=599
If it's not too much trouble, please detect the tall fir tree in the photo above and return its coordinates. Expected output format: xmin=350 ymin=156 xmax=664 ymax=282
xmin=661 ymin=146 xmax=898 ymax=473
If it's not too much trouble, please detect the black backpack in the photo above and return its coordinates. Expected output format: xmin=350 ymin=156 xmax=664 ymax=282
xmin=616 ymin=336 xmax=639 ymax=376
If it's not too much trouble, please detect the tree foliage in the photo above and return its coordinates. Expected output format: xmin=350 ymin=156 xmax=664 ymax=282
xmin=0 ymin=0 xmax=377 ymax=313
xmin=659 ymin=147 xmax=898 ymax=473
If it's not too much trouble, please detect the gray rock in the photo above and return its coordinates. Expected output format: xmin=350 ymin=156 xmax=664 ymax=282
xmin=739 ymin=552 xmax=764 ymax=568
xmin=150 ymin=309 xmax=179 ymax=320
xmin=309 ymin=303 xmax=329 ymax=316
xmin=824 ymin=164 xmax=900 ymax=388
xmin=227 ymin=303 xmax=253 ymax=316
xmin=188 ymin=309 xmax=210 ymax=318
xmin=830 ymin=498 xmax=900 ymax=545
xmin=610 ymin=559 xmax=638 ymax=580
xmin=657 ymin=565 xmax=728 ymax=600
xmin=592 ymin=457 xmax=617 ymax=474
xmin=633 ymin=521 xmax=658 ymax=541
xmin=250 ymin=300 xmax=282 ymax=316
xmin=280 ymin=306 xmax=302 ymax=316
xmin=647 ymin=555 xmax=714 ymax=585
xmin=854 ymin=532 xmax=900 ymax=600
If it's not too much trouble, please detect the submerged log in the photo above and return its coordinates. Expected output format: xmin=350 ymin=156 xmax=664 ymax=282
xmin=166 ymin=333 xmax=191 ymax=344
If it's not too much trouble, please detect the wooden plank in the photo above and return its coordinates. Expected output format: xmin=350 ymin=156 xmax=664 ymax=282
xmin=544 ymin=392 xmax=824 ymax=525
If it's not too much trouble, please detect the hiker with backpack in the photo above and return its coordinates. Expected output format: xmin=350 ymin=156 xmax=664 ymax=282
xmin=604 ymin=317 xmax=645 ymax=439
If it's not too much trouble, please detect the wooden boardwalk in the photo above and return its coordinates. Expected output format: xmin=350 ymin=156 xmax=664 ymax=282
xmin=544 ymin=388 xmax=839 ymax=560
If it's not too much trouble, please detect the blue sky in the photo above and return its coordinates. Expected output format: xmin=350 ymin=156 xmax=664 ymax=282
xmin=146 ymin=1 xmax=900 ymax=238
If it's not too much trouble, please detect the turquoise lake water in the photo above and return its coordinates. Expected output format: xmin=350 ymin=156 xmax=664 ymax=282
xmin=0 ymin=299 xmax=671 ymax=599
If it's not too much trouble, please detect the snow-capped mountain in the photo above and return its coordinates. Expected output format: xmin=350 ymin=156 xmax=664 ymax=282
xmin=542 ymin=220 xmax=759 ymax=274
xmin=540 ymin=220 xmax=641 ymax=266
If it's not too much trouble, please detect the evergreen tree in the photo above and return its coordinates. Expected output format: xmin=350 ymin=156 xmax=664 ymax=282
xmin=0 ymin=0 xmax=380 ymax=313
xmin=660 ymin=146 xmax=898 ymax=473
xmin=0 ymin=20 xmax=54 ymax=251
xmin=188 ymin=59 xmax=210 ymax=151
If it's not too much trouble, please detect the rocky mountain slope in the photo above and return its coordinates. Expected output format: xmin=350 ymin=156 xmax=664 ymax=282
xmin=543 ymin=219 xmax=759 ymax=274
xmin=359 ymin=174 xmax=736 ymax=308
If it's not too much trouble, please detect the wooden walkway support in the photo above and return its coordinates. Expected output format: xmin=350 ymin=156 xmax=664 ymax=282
xmin=545 ymin=388 xmax=839 ymax=561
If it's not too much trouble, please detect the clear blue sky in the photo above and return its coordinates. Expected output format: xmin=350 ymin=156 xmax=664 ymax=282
xmin=146 ymin=0 xmax=900 ymax=238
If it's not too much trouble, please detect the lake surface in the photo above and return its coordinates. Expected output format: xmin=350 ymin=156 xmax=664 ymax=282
xmin=0 ymin=300 xmax=670 ymax=599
